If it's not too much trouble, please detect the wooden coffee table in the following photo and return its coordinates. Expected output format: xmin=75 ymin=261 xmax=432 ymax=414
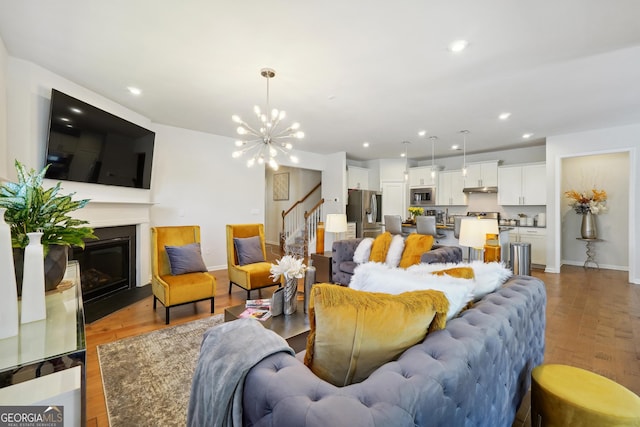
xmin=224 ymin=300 xmax=310 ymax=352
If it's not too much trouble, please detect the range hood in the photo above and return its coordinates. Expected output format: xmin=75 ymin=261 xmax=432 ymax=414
xmin=462 ymin=186 xmax=498 ymax=194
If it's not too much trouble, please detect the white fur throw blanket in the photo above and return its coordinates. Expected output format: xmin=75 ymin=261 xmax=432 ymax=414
xmin=350 ymin=261 xmax=512 ymax=319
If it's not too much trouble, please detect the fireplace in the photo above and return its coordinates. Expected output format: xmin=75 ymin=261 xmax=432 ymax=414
xmin=71 ymin=225 xmax=137 ymax=303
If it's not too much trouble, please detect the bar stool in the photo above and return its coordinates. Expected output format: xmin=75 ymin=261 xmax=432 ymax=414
xmin=415 ymin=216 xmax=446 ymax=240
xmin=531 ymin=364 xmax=640 ymax=427
xmin=384 ymin=215 xmax=407 ymax=236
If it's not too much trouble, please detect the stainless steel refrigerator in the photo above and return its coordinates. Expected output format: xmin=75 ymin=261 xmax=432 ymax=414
xmin=346 ymin=189 xmax=383 ymax=238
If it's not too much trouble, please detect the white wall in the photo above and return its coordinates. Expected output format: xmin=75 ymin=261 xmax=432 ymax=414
xmin=561 ymin=152 xmax=629 ymax=270
xmin=6 ymin=58 xmax=153 ymax=201
xmin=150 ymin=124 xmax=266 ymax=269
xmin=3 ymin=57 xmax=348 ymax=274
xmin=5 ymin=58 xmax=156 ymax=284
xmin=4 ymin=57 xmax=263 ymax=273
xmin=320 ymin=152 xmax=347 ymax=250
xmin=0 ymin=36 xmax=8 ymax=179
xmin=547 ymin=124 xmax=639 ymax=284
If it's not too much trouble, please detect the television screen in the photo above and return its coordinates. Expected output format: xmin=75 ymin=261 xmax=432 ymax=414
xmin=44 ymin=89 xmax=155 ymax=189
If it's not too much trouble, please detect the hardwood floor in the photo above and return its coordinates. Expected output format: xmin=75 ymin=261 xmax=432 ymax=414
xmin=85 ymin=261 xmax=640 ymax=427
xmin=512 ymin=266 xmax=640 ymax=427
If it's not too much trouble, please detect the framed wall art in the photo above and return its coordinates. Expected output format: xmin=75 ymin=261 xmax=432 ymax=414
xmin=273 ymin=172 xmax=290 ymax=201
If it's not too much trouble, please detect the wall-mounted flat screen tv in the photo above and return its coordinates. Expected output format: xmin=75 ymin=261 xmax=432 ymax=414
xmin=44 ymin=89 xmax=155 ymax=189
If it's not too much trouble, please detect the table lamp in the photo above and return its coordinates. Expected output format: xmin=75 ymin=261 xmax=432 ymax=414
xmin=458 ymin=218 xmax=499 ymax=261
xmin=325 ymin=214 xmax=348 ymax=243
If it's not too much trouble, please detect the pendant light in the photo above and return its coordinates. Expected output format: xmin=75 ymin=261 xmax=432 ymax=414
xmin=429 ymin=136 xmax=437 ymax=178
xmin=402 ymin=141 xmax=410 ymax=181
xmin=460 ymin=130 xmax=469 ymax=176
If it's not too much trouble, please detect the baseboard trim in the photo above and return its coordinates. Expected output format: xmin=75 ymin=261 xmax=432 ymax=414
xmin=562 ymin=260 xmax=629 ymax=271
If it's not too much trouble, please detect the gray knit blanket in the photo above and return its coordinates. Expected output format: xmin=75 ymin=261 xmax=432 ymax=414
xmin=187 ymin=318 xmax=295 ymax=427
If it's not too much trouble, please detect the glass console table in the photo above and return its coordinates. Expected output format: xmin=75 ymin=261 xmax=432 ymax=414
xmin=0 ymin=260 xmax=85 ymax=426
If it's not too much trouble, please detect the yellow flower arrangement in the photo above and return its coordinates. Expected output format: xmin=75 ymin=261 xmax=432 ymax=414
xmin=408 ymin=207 xmax=424 ymax=219
xmin=565 ymin=188 xmax=608 ymax=215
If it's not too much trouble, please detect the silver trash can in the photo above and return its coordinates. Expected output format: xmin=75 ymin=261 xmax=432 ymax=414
xmin=510 ymin=242 xmax=531 ymax=275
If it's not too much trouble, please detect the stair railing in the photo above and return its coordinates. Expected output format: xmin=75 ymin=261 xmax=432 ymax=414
xmin=303 ymin=198 xmax=325 ymax=257
xmin=281 ymin=182 xmax=322 ymax=257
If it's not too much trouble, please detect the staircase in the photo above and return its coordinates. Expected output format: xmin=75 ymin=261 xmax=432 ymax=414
xmin=281 ymin=182 xmax=324 ymax=258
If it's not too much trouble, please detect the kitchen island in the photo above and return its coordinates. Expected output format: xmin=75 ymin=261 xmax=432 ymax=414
xmin=402 ymin=223 xmax=512 ymax=262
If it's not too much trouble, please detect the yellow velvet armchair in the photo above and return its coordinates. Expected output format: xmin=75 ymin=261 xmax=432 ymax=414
xmin=226 ymin=223 xmax=279 ymax=299
xmin=151 ymin=225 xmax=217 ymax=324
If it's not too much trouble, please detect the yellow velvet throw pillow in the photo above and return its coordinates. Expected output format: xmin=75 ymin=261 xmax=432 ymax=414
xmin=304 ymin=284 xmax=449 ymax=387
xmin=398 ymin=233 xmax=434 ymax=268
xmin=431 ymin=266 xmax=475 ymax=279
xmin=369 ymin=232 xmax=393 ymax=262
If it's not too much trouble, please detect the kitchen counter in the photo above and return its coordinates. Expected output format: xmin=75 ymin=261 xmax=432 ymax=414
xmin=436 ymin=224 xmax=518 ymax=232
xmin=438 ymin=223 xmax=545 ymax=230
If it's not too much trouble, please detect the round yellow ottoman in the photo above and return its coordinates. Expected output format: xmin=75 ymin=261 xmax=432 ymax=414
xmin=531 ymin=364 xmax=640 ymax=427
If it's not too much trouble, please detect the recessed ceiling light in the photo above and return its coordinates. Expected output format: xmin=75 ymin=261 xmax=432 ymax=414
xmin=418 ymin=130 xmax=427 ymax=137
xmin=127 ymin=86 xmax=142 ymax=96
xmin=499 ymin=112 xmax=511 ymax=120
xmin=451 ymin=144 xmax=460 ymax=150
xmin=522 ymin=133 xmax=534 ymax=139
xmin=363 ymin=142 xmax=370 ymax=148
xmin=448 ymin=40 xmax=469 ymax=53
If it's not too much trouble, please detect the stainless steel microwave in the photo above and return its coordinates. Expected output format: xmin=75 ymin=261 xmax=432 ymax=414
xmin=410 ymin=187 xmax=436 ymax=206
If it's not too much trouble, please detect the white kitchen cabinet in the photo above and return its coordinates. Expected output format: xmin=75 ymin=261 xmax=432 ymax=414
xmin=437 ymin=170 xmax=467 ymax=206
xmin=509 ymin=227 xmax=547 ymax=266
xmin=408 ymin=166 xmax=437 ymax=188
xmin=381 ymin=181 xmax=407 ymax=219
xmin=497 ymin=166 xmax=521 ymax=205
xmin=498 ymin=163 xmax=546 ymax=205
xmin=522 ymin=164 xmax=546 ymax=205
xmin=464 ymin=161 xmax=498 ymax=187
xmin=348 ymin=166 xmax=369 ymax=190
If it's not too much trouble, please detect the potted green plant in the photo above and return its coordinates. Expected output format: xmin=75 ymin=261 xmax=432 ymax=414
xmin=0 ymin=160 xmax=96 ymax=292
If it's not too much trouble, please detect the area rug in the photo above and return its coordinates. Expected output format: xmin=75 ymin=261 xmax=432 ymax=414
xmin=97 ymin=314 xmax=224 ymax=427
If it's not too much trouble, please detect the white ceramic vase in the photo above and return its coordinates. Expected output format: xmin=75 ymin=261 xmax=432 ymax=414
xmin=21 ymin=232 xmax=47 ymax=323
xmin=0 ymin=208 xmax=19 ymax=338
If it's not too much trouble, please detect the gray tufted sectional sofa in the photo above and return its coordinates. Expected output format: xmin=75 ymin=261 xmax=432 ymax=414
xmin=332 ymin=238 xmax=464 ymax=285
xmin=242 ymin=275 xmax=546 ymax=427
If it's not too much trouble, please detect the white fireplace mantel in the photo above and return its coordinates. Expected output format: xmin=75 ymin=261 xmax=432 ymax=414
xmin=76 ymin=201 xmax=154 ymax=287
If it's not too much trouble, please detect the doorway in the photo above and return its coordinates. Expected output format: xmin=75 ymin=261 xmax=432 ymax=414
xmin=560 ymin=152 xmax=630 ymax=271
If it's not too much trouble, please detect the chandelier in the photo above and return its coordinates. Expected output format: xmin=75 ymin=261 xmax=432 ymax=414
xmin=231 ymin=68 xmax=304 ymax=170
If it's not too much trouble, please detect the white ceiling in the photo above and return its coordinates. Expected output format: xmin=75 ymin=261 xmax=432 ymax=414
xmin=1 ymin=1 xmax=640 ymax=161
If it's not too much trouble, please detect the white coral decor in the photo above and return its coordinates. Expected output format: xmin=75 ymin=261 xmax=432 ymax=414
xmin=270 ymin=255 xmax=306 ymax=282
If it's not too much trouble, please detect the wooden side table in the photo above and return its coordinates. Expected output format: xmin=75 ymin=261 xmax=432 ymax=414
xmin=576 ymin=238 xmax=603 ymax=269
xmin=311 ymin=251 xmax=333 ymax=283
